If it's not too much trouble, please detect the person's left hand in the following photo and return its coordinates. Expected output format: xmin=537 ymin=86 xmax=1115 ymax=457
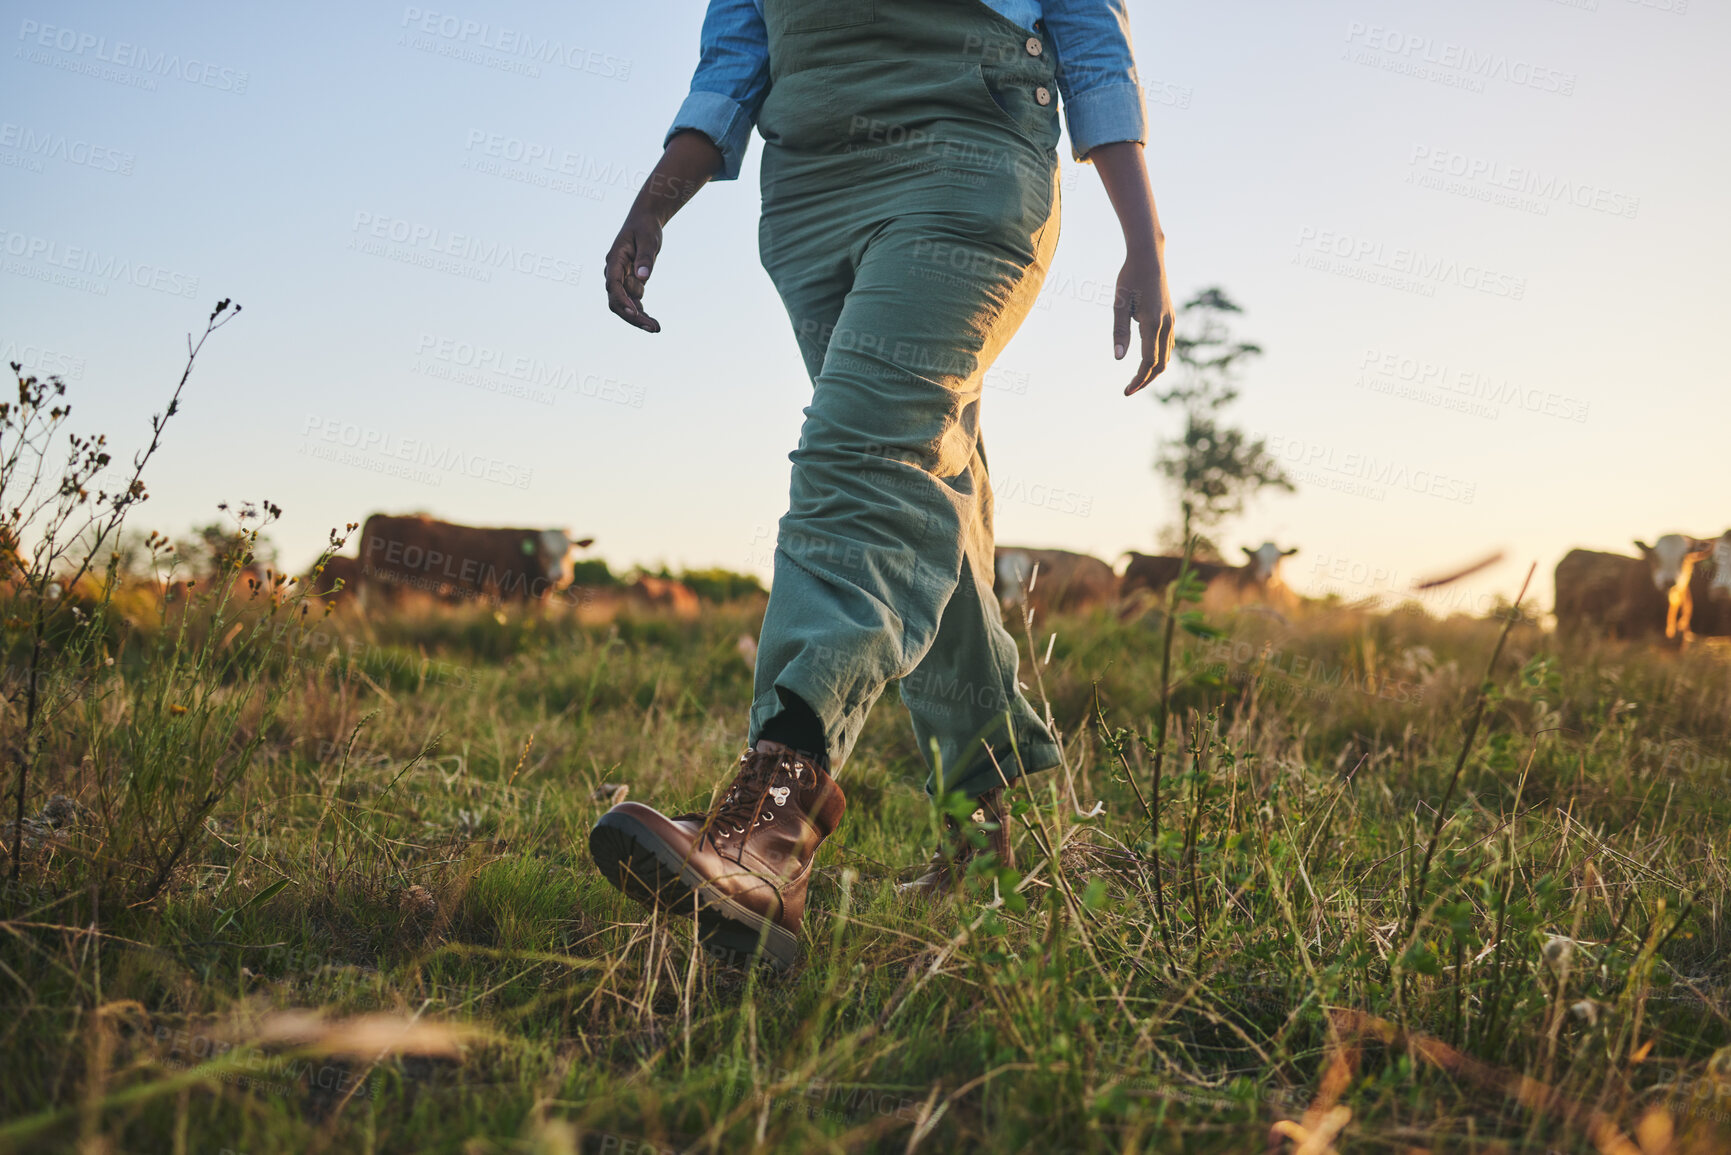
xmin=1113 ymin=242 xmax=1175 ymax=396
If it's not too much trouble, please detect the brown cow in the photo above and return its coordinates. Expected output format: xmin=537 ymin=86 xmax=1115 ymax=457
xmin=357 ymin=514 xmax=590 ymax=607
xmin=1119 ymin=552 xmax=1229 ymax=600
xmin=1114 ymin=554 xmax=1197 ymax=602
xmin=1119 ymin=541 xmax=1298 ymax=609
xmin=993 ymin=547 xmax=1117 ymax=618
xmin=628 ymin=575 xmax=700 ymax=619
xmin=1553 ymin=549 xmax=1667 ymax=638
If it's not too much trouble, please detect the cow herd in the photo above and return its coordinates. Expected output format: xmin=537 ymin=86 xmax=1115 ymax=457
xmin=993 ymin=542 xmax=1300 ymax=618
xmin=305 ymin=518 xmax=1306 ymax=625
xmin=1001 ymin=532 xmax=1731 ymax=646
xmin=1554 ymin=531 xmax=1731 ymax=642
xmin=303 ymin=514 xmax=1731 ymax=647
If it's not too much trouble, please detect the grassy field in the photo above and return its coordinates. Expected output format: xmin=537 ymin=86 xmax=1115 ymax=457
xmin=2 ymin=575 xmax=1730 ymax=1154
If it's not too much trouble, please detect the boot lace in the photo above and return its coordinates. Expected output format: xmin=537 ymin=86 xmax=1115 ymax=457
xmin=708 ymin=748 xmax=806 ymax=839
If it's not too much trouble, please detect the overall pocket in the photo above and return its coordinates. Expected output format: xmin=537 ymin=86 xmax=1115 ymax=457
xmin=974 ymin=64 xmax=1058 ymax=155
xmin=779 ymin=1 xmax=877 ymax=33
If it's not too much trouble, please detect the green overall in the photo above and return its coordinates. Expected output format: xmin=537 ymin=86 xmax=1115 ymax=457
xmin=748 ymin=0 xmax=1065 ymax=799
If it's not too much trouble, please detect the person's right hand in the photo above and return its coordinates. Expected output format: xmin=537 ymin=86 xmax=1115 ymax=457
xmin=605 ymin=209 xmax=664 ymax=333
xmin=602 ymin=132 xmax=724 ymax=332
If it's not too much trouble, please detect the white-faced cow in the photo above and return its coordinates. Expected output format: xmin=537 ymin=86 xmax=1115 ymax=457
xmin=1240 ymin=542 xmax=1300 ymax=594
xmin=1678 ymin=530 xmax=1731 ymax=639
xmin=357 ymin=515 xmax=591 ymax=608
xmin=1633 ymin=534 xmax=1714 ymax=639
xmin=994 ymin=547 xmax=1117 ymax=619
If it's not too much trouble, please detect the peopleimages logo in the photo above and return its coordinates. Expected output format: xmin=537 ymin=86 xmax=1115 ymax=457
xmin=0 ymin=229 xmax=200 ymax=298
xmin=398 ymin=8 xmax=630 ymax=80
xmin=994 ymin=475 xmax=1094 ymax=517
xmin=348 ymin=212 xmax=581 ymax=287
xmin=1343 ymin=22 xmax=1577 ymax=95
xmin=0 ymin=122 xmax=134 ymax=175
xmin=1259 ymin=431 xmax=1478 ymax=505
xmin=299 ymin=416 xmax=534 ymax=490
xmin=1407 ymin=146 xmax=1639 ymax=219
xmin=463 ymin=131 xmax=641 ymax=184
xmin=0 ymin=339 xmax=86 ymax=380
xmin=413 ymin=334 xmax=646 ymax=408
xmin=460 ymin=130 xmax=648 ymax=201
xmin=15 ymin=19 xmax=250 ymax=93
xmin=1294 ymin=227 xmax=1527 ymax=301
xmin=1357 ymin=348 xmax=1590 ymax=423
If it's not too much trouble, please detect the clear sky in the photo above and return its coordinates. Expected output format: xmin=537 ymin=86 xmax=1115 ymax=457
xmin=3 ymin=0 xmax=1725 ymax=612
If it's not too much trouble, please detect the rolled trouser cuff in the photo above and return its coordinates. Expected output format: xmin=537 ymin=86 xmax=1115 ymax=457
xmin=936 ymin=721 xmax=1062 ymax=800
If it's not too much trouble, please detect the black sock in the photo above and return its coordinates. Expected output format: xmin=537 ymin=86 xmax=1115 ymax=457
xmin=756 ymin=690 xmax=828 ymax=768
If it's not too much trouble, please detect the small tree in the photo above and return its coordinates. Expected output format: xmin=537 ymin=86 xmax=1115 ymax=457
xmin=1151 ymin=288 xmax=1292 ymax=550
xmin=1131 ymin=290 xmax=1297 ymax=892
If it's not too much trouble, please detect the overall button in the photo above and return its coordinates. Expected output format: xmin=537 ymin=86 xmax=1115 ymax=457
xmin=1025 ymin=37 xmax=1042 ymax=57
xmin=1034 ymin=85 xmax=1052 ymax=106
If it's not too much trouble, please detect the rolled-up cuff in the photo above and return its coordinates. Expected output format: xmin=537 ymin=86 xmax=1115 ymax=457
xmin=1063 ymin=81 xmax=1148 ymax=162
xmin=666 ymin=89 xmax=755 ymax=181
xmin=938 ymin=730 xmax=1062 ymax=801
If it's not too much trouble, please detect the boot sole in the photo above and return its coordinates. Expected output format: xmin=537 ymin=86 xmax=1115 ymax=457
xmin=588 ymin=809 xmax=799 ymax=971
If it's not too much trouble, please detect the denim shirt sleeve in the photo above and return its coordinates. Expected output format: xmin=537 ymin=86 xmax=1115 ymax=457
xmin=1042 ymin=0 xmax=1148 ymax=162
xmin=665 ymin=0 xmax=770 ymax=182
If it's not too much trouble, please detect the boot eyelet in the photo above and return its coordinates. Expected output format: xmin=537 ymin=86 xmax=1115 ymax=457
xmin=762 ymin=811 xmax=774 ymax=823
xmin=732 ymin=823 xmax=746 ymax=834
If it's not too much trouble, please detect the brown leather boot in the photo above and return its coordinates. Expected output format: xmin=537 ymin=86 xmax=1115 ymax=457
xmin=898 ymin=786 xmax=1015 ymax=897
xmin=588 ymin=746 xmax=845 ymax=969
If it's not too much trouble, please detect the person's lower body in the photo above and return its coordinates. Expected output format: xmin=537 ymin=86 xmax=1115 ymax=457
xmin=742 ymin=193 xmax=1063 ymax=807
xmin=746 ymin=84 xmax=1065 ymax=801
xmin=591 ymin=0 xmax=1065 ymax=964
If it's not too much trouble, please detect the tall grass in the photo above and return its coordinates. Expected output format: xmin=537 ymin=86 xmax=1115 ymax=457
xmin=0 ymin=329 xmax=1727 ymax=1150
xmin=1 ymin=305 xmax=367 ymax=915
xmin=0 ymin=587 xmax=1724 ymax=1152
